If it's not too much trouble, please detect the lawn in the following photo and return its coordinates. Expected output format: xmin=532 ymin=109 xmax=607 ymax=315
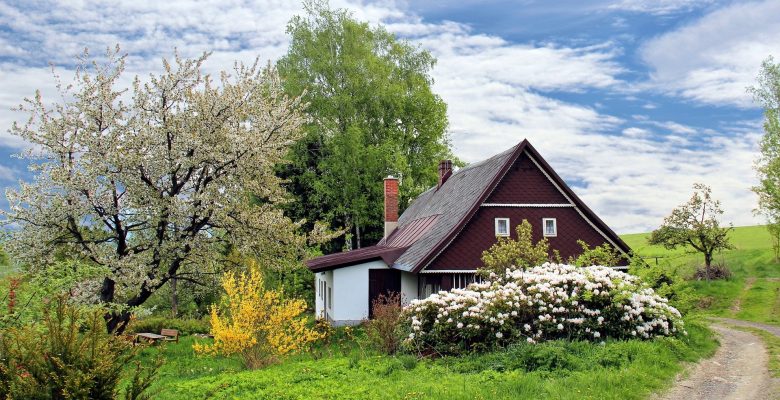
xmin=624 ymin=225 xmax=780 ymax=326
xmin=134 ymin=320 xmax=716 ymax=400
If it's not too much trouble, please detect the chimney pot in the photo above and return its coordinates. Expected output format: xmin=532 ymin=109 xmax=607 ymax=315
xmin=438 ymin=159 xmax=452 ymax=188
xmin=383 ymin=176 xmax=399 ymax=237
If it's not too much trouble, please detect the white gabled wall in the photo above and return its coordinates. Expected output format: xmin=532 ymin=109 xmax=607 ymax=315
xmin=331 ymin=260 xmax=387 ymax=324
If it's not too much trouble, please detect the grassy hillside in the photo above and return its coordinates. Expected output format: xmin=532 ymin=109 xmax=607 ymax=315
xmin=622 ymin=225 xmax=780 ymax=326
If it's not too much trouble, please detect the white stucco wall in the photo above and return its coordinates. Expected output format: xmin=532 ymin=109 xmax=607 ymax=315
xmin=331 ymin=260 xmax=388 ymax=324
xmin=400 ymin=271 xmax=418 ymax=306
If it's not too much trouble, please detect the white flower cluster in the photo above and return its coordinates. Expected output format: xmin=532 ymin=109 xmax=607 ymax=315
xmin=400 ymin=263 xmax=684 ymax=354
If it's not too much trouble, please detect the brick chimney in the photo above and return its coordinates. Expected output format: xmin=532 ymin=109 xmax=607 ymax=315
xmin=438 ymin=159 xmax=452 ymax=188
xmin=384 ymin=176 xmax=399 ymax=238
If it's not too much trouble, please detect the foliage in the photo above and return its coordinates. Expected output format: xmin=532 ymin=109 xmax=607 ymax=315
xmin=123 ymin=359 xmax=164 ymax=400
xmin=193 ymin=266 xmax=321 ymax=368
xmin=0 ymin=245 xmax=9 ymax=266
xmin=0 ymin=46 xmax=335 ymax=332
xmin=400 ymin=263 xmax=684 ymax=356
xmin=479 ymin=220 xmax=552 ymax=276
xmin=366 ymin=292 xmax=403 ymax=354
xmin=0 ymin=296 xmax=159 ymax=399
xmin=768 ymin=221 xmax=780 ymax=262
xmin=630 ymin=261 xmax=699 ymax=314
xmin=126 ymin=318 xmax=715 ymax=400
xmin=649 ymin=183 xmax=734 ymax=278
xmin=276 ymin=0 xmax=454 ymax=251
xmin=749 ymin=57 xmax=780 ymax=247
xmin=569 ymin=240 xmax=624 ymax=267
xmin=127 ymin=316 xmax=210 ymax=336
xmin=622 ymin=225 xmax=780 ymax=325
xmin=0 ymin=260 xmax=110 ymax=329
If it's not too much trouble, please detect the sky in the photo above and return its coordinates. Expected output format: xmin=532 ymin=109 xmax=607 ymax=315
xmin=0 ymin=0 xmax=777 ymax=234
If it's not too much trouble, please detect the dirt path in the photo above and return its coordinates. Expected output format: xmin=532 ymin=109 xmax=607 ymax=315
xmin=731 ymin=277 xmax=756 ymax=314
xmin=660 ymin=324 xmax=779 ymax=400
xmin=713 ymin=317 xmax=780 ymax=337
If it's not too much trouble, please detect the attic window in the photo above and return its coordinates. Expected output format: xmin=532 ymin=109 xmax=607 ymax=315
xmin=495 ymin=218 xmax=510 ymax=237
xmin=543 ymin=218 xmax=557 ymax=237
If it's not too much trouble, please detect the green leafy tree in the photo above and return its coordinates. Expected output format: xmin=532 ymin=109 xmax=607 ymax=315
xmin=479 ymin=220 xmax=552 ymax=276
xmin=649 ymin=183 xmax=734 ymax=279
xmin=276 ymin=1 xmax=454 ymax=251
xmin=749 ymin=56 xmax=780 ymax=260
xmin=569 ymin=240 xmax=624 ymax=267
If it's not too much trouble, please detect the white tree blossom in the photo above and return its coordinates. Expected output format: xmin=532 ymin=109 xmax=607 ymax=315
xmin=2 ymin=47 xmax=316 ymax=331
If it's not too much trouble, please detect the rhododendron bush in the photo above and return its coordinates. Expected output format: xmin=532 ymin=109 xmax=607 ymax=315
xmin=400 ymin=263 xmax=684 ymax=355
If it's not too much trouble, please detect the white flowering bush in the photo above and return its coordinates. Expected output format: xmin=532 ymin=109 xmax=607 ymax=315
xmin=400 ymin=263 xmax=684 ymax=355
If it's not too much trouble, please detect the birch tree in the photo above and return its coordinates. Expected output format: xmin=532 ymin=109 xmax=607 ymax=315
xmin=276 ymin=1 xmax=453 ymax=251
xmin=1 ymin=47 xmax=316 ymax=332
xmin=749 ymin=56 xmax=780 ymax=260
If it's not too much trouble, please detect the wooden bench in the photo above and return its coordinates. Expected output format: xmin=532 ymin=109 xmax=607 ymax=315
xmin=160 ymin=328 xmax=179 ymax=343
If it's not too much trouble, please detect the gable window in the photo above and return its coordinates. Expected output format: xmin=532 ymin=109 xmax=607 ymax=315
xmin=543 ymin=218 xmax=557 ymax=237
xmin=495 ymin=218 xmax=510 ymax=237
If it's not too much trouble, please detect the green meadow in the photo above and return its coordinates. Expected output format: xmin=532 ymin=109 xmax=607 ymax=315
xmin=6 ymin=225 xmax=778 ymax=399
xmin=624 ymin=225 xmax=780 ymax=326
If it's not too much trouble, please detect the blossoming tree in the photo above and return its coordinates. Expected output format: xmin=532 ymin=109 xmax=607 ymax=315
xmin=1 ymin=47 xmax=316 ymax=332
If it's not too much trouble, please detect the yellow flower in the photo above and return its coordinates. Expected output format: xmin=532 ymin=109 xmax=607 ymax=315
xmin=193 ymin=260 xmax=322 ymax=368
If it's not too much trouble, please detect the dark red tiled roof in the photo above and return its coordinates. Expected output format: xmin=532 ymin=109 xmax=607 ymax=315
xmin=305 ymin=245 xmax=408 ymax=272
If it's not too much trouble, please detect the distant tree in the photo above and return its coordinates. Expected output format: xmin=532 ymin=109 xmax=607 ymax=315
xmin=479 ymin=220 xmax=552 ymax=277
xmin=649 ymin=183 xmax=734 ymax=279
xmin=749 ymin=56 xmax=780 ymax=260
xmin=0 ymin=47 xmax=328 ymax=332
xmin=276 ymin=0 xmax=454 ymax=251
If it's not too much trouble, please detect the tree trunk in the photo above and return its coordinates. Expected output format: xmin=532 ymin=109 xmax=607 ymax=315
xmin=105 ymin=310 xmax=132 ymax=334
xmin=355 ymin=221 xmax=362 ymax=249
xmin=704 ymin=252 xmax=712 ymax=281
xmin=171 ymin=276 xmax=178 ymax=317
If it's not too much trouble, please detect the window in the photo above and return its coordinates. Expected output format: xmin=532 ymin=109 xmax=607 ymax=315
xmin=327 ymin=286 xmax=332 ymax=309
xmin=452 ymin=273 xmax=481 ymax=289
xmin=495 ymin=218 xmax=510 ymax=237
xmin=543 ymin=218 xmax=557 ymax=237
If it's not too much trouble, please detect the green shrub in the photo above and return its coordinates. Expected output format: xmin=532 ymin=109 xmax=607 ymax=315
xmin=127 ymin=316 xmax=209 ymax=336
xmin=397 ymin=354 xmax=417 ymax=370
xmin=631 ymin=261 xmax=699 ymax=314
xmin=0 ymin=296 xmax=160 ymax=399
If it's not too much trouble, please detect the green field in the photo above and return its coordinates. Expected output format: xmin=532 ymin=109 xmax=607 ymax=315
xmin=624 ymin=225 xmax=780 ymax=326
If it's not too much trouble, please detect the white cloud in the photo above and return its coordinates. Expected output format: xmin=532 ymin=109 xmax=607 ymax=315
xmin=640 ymin=0 xmax=780 ymax=107
xmin=608 ymin=0 xmax=715 ymax=15
xmin=0 ymin=0 xmax=763 ymax=234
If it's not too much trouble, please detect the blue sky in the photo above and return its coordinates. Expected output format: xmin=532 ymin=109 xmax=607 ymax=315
xmin=0 ymin=0 xmax=777 ymax=233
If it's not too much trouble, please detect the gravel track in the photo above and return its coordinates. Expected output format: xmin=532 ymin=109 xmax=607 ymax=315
xmin=660 ymin=324 xmax=779 ymax=400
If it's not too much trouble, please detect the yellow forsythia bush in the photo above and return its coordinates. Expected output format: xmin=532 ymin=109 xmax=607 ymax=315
xmin=193 ymin=265 xmax=322 ymax=368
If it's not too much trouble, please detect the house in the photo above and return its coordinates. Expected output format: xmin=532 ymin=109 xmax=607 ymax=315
xmin=306 ymin=139 xmax=632 ymax=325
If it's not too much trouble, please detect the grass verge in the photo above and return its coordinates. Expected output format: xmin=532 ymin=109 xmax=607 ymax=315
xmin=134 ymin=320 xmax=716 ymax=400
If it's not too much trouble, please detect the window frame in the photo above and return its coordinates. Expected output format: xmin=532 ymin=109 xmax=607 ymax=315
xmin=494 ymin=218 xmax=510 ymax=237
xmin=542 ymin=218 xmax=557 ymax=237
